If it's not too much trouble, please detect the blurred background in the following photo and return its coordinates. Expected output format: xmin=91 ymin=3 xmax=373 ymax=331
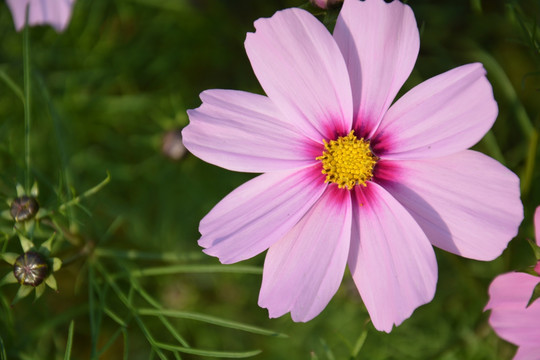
xmin=0 ymin=0 xmax=539 ymax=359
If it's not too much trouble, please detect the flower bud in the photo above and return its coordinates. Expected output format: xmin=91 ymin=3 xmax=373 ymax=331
xmin=13 ymin=251 xmax=49 ymax=287
xmin=310 ymin=0 xmax=343 ymax=10
xmin=161 ymin=129 xmax=187 ymax=161
xmin=10 ymin=196 xmax=39 ymax=222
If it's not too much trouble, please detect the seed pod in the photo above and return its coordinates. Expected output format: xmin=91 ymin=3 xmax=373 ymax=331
xmin=13 ymin=251 xmax=49 ymax=287
xmin=10 ymin=196 xmax=40 ymax=222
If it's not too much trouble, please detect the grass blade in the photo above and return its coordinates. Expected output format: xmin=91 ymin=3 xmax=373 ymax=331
xmin=64 ymin=320 xmax=75 ymax=360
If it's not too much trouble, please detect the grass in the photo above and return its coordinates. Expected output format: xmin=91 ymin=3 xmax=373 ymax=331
xmin=0 ymin=0 xmax=539 ymax=359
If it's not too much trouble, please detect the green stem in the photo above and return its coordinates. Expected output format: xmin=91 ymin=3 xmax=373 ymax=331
xmin=23 ymin=9 xmax=31 ymax=192
xmin=468 ymin=48 xmax=534 ymax=136
xmin=522 ymin=127 xmax=538 ymax=196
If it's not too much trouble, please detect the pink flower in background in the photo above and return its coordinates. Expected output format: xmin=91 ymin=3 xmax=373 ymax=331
xmin=485 ymin=207 xmax=540 ymax=360
xmin=6 ymin=0 xmax=76 ymax=32
xmin=310 ymin=0 xmax=343 ymax=10
xmin=182 ymin=0 xmax=523 ymax=332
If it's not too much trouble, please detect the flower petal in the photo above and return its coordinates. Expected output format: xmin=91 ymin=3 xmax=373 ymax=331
xmin=333 ymin=0 xmax=419 ymax=136
xmin=485 ymin=272 xmax=540 ymax=346
xmin=535 ymin=206 xmax=540 ymax=247
xmin=515 ymin=346 xmax=540 ymax=360
xmin=258 ymin=185 xmax=351 ymax=322
xmin=183 ymin=90 xmax=319 ymax=173
xmin=349 ymin=182 xmax=437 ymax=332
xmin=199 ymin=165 xmax=326 ymax=264
xmin=245 ymin=8 xmax=352 ymax=141
xmin=373 ymin=63 xmax=498 ymax=159
xmin=7 ymin=0 xmax=75 ymax=32
xmin=377 ymin=150 xmax=523 ymax=260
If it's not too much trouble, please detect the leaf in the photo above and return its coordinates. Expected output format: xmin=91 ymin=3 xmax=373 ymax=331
xmin=350 ymin=329 xmax=368 ymax=358
xmin=35 ymin=283 xmax=46 ymax=300
xmin=0 ymin=69 xmax=24 ymax=104
xmin=130 ymin=264 xmax=262 ymax=277
xmin=64 ymin=320 xmax=75 ymax=360
xmin=528 ymin=239 xmax=540 ymax=260
xmin=137 ymin=308 xmax=287 ymax=338
xmin=153 ymin=342 xmax=262 ymax=358
xmin=45 ymin=275 xmax=58 ymax=291
xmin=527 ymin=281 xmax=540 ymax=308
xmin=1 ymin=210 xmax=13 ymax=221
xmin=0 ymin=335 xmax=7 ymax=360
xmin=58 ymin=172 xmax=111 ymax=212
xmin=15 ymin=184 xmax=25 ymax=198
xmin=40 ymin=233 xmax=57 ymax=254
xmin=53 ymin=258 xmax=63 ymax=272
xmin=18 ymin=235 xmax=34 ymax=252
xmin=11 ymin=285 xmax=33 ymax=305
xmin=30 ymin=182 xmax=39 ymax=197
xmin=0 ymin=272 xmax=18 ymax=287
xmin=0 ymin=253 xmax=20 ymax=266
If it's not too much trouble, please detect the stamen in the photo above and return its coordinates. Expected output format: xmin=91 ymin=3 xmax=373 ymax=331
xmin=316 ymin=130 xmax=378 ymax=189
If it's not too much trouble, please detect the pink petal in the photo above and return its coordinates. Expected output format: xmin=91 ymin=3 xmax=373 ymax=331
xmin=373 ymin=63 xmax=498 ymax=159
xmin=349 ymin=182 xmax=437 ymax=332
xmin=183 ymin=90 xmax=319 ymax=173
xmin=199 ymin=165 xmax=326 ymax=264
xmin=515 ymin=346 xmax=540 ymax=360
xmin=535 ymin=206 xmax=540 ymax=247
xmin=486 ymin=272 xmax=540 ymax=346
xmin=333 ymin=0 xmax=419 ymax=136
xmin=7 ymin=0 xmax=75 ymax=32
xmin=378 ymin=150 xmax=523 ymax=260
xmin=258 ymin=185 xmax=351 ymax=322
xmin=245 ymin=8 xmax=352 ymax=141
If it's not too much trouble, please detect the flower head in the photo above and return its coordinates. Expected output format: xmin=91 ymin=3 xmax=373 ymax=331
xmin=10 ymin=195 xmax=40 ymax=222
xmin=0 ymin=233 xmax=62 ymax=304
xmin=6 ymin=0 xmax=76 ymax=32
xmin=485 ymin=207 xmax=540 ymax=359
xmin=182 ymin=0 xmax=523 ymax=332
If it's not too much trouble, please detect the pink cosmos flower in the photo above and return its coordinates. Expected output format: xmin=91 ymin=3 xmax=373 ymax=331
xmin=182 ymin=0 xmax=524 ymax=332
xmin=485 ymin=207 xmax=540 ymax=360
xmin=6 ymin=0 xmax=76 ymax=33
xmin=311 ymin=0 xmax=343 ymax=10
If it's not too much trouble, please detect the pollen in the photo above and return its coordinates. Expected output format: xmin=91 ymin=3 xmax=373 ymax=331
xmin=316 ymin=130 xmax=378 ymax=190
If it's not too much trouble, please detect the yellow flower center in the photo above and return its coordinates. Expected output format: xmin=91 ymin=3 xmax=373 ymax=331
xmin=316 ymin=130 xmax=378 ymax=190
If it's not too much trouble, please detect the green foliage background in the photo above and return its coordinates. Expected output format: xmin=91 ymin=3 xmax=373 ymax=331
xmin=0 ymin=0 xmax=539 ymax=359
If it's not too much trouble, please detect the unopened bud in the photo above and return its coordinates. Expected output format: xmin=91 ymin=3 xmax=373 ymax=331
xmin=310 ymin=0 xmax=343 ymax=10
xmin=10 ymin=196 xmax=39 ymax=222
xmin=13 ymin=251 xmax=49 ymax=287
xmin=162 ymin=129 xmax=187 ymax=161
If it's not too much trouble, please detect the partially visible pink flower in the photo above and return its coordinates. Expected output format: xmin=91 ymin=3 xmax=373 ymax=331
xmin=6 ymin=0 xmax=76 ymax=33
xmin=311 ymin=0 xmax=343 ymax=10
xmin=485 ymin=207 xmax=540 ymax=360
xmin=183 ymin=0 xmax=523 ymax=332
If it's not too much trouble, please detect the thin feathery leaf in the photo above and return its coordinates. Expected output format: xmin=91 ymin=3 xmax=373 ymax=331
xmin=0 ymin=69 xmax=25 ymax=104
xmin=137 ymin=308 xmax=287 ymax=338
xmin=153 ymin=342 xmax=262 ymax=358
xmin=130 ymin=264 xmax=262 ymax=277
